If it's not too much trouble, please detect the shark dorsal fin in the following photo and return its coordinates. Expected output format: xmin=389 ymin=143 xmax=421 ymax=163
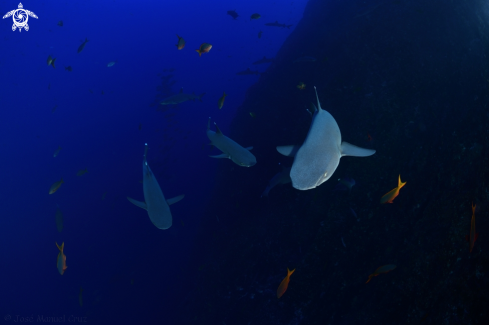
xmin=314 ymin=86 xmax=322 ymax=110
xmin=214 ymin=123 xmax=223 ymax=135
xmin=179 ymin=88 xmax=183 ymax=93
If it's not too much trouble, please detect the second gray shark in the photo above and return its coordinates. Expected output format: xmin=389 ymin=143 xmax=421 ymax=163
xmin=207 ymin=118 xmax=256 ymax=167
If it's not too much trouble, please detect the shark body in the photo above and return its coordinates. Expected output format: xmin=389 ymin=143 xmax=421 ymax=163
xmin=277 ymin=87 xmax=375 ymax=190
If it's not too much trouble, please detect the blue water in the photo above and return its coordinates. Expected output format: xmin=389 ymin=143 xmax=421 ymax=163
xmin=0 ymin=0 xmax=307 ymax=323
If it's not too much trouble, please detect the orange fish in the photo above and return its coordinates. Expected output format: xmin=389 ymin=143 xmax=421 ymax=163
xmin=195 ymin=43 xmax=212 ymax=56
xmin=49 ymin=178 xmax=64 ymax=194
xmin=366 ymin=264 xmax=396 ymax=283
xmin=466 ymin=203 xmax=478 ymax=253
xmin=380 ymin=175 xmax=406 ymax=204
xmin=277 ymin=268 xmax=295 ymax=298
xmin=56 ymin=242 xmax=68 ymax=275
xmin=175 ymin=34 xmax=185 ymax=50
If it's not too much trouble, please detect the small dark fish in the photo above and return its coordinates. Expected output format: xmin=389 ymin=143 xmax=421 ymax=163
xmin=250 ymin=13 xmax=261 ymax=20
xmin=77 ymin=38 xmax=89 ymax=53
xmin=265 ymin=20 xmax=293 ymax=28
xmin=258 ymin=31 xmax=263 ymax=38
xmin=51 ymin=105 xmax=57 ymax=113
xmin=138 ymin=123 xmax=142 ymax=130
xmin=227 ymin=10 xmax=239 ymax=20
xmin=65 ymin=66 xmax=72 ymax=71
xmin=57 ymin=20 xmax=63 ymax=27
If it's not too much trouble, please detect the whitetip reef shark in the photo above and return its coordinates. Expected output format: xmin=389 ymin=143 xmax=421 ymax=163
xmin=127 ymin=143 xmax=184 ymax=229
xmin=207 ymin=118 xmax=256 ymax=167
xmin=277 ymin=87 xmax=375 ymax=190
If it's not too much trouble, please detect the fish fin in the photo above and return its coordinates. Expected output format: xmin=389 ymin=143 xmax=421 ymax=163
xmin=214 ymin=123 xmax=223 ymax=135
xmin=340 ymin=142 xmax=376 ymax=157
xmin=287 ymin=268 xmax=295 ymax=276
xmin=127 ymin=197 xmax=147 ymax=210
xmin=199 ymin=93 xmax=206 ymax=101
xmin=52 ymin=58 xmax=56 ymax=69
xmin=56 ymin=242 xmax=63 ymax=251
xmin=60 ymin=178 xmax=64 ymax=183
xmin=167 ymin=194 xmax=185 ymax=205
xmin=245 ymin=146 xmax=253 ymax=151
xmin=209 ymin=153 xmax=229 ymax=159
xmin=276 ymin=145 xmax=300 ymax=157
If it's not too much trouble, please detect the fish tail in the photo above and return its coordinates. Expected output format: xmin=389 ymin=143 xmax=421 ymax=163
xmin=199 ymin=93 xmax=206 ymax=102
xmin=52 ymin=58 xmax=56 ymax=69
xmin=195 ymin=50 xmax=202 ymax=56
xmin=287 ymin=268 xmax=295 ymax=276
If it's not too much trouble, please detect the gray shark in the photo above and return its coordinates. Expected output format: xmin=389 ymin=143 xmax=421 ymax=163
xmin=261 ymin=165 xmax=291 ymax=197
xmin=236 ymin=68 xmax=260 ymax=75
xmin=160 ymin=88 xmax=205 ymax=105
xmin=265 ymin=21 xmax=293 ymax=28
xmin=253 ymin=56 xmax=274 ymax=65
xmin=277 ymin=87 xmax=375 ymax=190
xmin=207 ymin=118 xmax=256 ymax=167
xmin=127 ymin=143 xmax=184 ymax=229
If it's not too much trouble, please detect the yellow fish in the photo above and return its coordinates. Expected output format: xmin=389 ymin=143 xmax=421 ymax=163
xmin=49 ymin=178 xmax=64 ymax=194
xmin=218 ymin=92 xmax=227 ymax=109
xmin=196 ymin=43 xmax=212 ymax=56
xmin=176 ymin=34 xmax=185 ymax=50
xmin=380 ymin=175 xmax=406 ymax=204
xmin=277 ymin=268 xmax=295 ymax=298
xmin=56 ymin=242 xmax=68 ymax=275
xmin=297 ymin=82 xmax=306 ymax=90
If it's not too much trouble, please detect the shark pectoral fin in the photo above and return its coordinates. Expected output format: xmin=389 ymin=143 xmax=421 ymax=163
xmin=167 ymin=194 xmax=185 ymax=205
xmin=276 ymin=145 xmax=300 ymax=157
xmin=209 ymin=153 xmax=230 ymax=159
xmin=127 ymin=197 xmax=147 ymax=210
xmin=245 ymin=146 xmax=253 ymax=151
xmin=340 ymin=142 xmax=376 ymax=157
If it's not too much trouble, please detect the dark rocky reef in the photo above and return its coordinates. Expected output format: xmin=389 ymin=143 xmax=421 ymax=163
xmin=183 ymin=0 xmax=489 ymax=323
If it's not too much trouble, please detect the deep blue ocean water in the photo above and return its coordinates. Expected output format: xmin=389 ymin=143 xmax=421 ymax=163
xmin=0 ymin=0 xmax=307 ymax=323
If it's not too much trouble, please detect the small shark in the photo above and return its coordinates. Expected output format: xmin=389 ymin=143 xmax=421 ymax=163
xmin=236 ymin=68 xmax=260 ymax=75
xmin=127 ymin=143 xmax=184 ymax=229
xmin=160 ymin=88 xmax=205 ymax=105
xmin=207 ymin=118 xmax=256 ymax=167
xmin=265 ymin=21 xmax=293 ymax=28
xmin=253 ymin=56 xmax=274 ymax=65
xmin=227 ymin=10 xmax=239 ymax=20
xmin=261 ymin=165 xmax=291 ymax=197
xmin=277 ymin=87 xmax=375 ymax=190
